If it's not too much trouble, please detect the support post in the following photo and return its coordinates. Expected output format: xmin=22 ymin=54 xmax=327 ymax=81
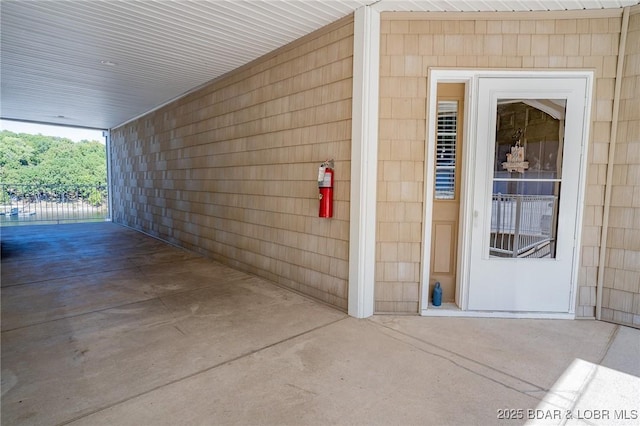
xmin=348 ymin=5 xmax=380 ymax=318
xmin=103 ymin=130 xmax=113 ymax=222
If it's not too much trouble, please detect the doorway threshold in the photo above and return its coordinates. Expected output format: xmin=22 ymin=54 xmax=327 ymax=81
xmin=421 ymin=305 xmax=576 ymax=319
xmin=422 ymin=303 xmax=462 ymax=317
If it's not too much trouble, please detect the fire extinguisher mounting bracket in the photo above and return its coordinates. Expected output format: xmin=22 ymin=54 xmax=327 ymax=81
xmin=321 ymin=159 xmax=334 ymax=169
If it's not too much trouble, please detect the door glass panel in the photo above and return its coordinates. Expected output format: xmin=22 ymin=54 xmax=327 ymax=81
xmin=435 ymin=100 xmax=457 ymax=200
xmin=490 ymin=99 xmax=566 ymax=259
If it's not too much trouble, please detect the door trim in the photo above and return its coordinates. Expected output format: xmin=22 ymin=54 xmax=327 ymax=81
xmin=421 ymin=69 xmax=594 ymax=318
xmin=421 ymin=69 xmax=476 ymax=313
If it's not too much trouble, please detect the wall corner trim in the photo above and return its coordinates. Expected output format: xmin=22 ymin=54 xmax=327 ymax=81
xmin=103 ymin=129 xmax=113 ymax=222
xmin=348 ymin=6 xmax=380 ymax=319
xmin=596 ymin=6 xmax=630 ymax=320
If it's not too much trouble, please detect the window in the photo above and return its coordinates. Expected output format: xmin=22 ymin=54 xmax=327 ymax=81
xmin=489 ymin=99 xmax=566 ymax=258
xmin=435 ymin=100 xmax=457 ymax=200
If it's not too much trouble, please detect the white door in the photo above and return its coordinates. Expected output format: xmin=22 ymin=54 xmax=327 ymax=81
xmin=467 ymin=76 xmax=590 ymax=312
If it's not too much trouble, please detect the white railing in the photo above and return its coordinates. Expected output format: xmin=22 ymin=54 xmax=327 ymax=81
xmin=0 ymin=183 xmax=108 ymax=226
xmin=490 ymin=193 xmax=557 ymax=258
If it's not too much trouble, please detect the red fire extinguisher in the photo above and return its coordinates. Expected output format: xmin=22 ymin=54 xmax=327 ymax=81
xmin=318 ymin=160 xmax=334 ymax=218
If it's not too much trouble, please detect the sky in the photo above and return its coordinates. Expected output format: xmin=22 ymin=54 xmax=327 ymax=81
xmin=0 ymin=119 xmax=105 ymax=143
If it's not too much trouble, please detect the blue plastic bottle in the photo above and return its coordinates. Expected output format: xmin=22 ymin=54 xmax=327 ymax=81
xmin=432 ymin=282 xmax=442 ymax=307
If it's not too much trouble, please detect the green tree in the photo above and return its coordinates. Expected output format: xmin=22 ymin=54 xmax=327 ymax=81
xmin=0 ymin=130 xmax=106 ymax=201
xmin=0 ymin=135 xmax=36 ymax=183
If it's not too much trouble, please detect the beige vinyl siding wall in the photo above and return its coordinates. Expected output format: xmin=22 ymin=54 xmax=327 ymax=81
xmin=602 ymin=7 xmax=640 ymax=327
xmin=110 ymin=18 xmax=354 ymax=310
xmin=377 ymin=11 xmax=623 ymax=315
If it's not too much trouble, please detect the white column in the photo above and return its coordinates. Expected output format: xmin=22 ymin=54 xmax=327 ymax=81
xmin=103 ymin=130 xmax=113 ymax=222
xmin=348 ymin=6 xmax=380 ymax=318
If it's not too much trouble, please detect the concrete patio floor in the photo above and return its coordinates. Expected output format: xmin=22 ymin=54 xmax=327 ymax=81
xmin=1 ymin=222 xmax=638 ymax=426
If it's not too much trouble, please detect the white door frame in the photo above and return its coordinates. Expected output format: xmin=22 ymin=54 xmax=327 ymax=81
xmin=420 ymin=69 xmax=475 ymax=314
xmin=421 ymin=69 xmax=593 ymax=318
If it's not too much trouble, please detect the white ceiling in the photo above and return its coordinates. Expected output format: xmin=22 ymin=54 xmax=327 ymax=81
xmin=1 ymin=0 xmax=637 ymax=130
